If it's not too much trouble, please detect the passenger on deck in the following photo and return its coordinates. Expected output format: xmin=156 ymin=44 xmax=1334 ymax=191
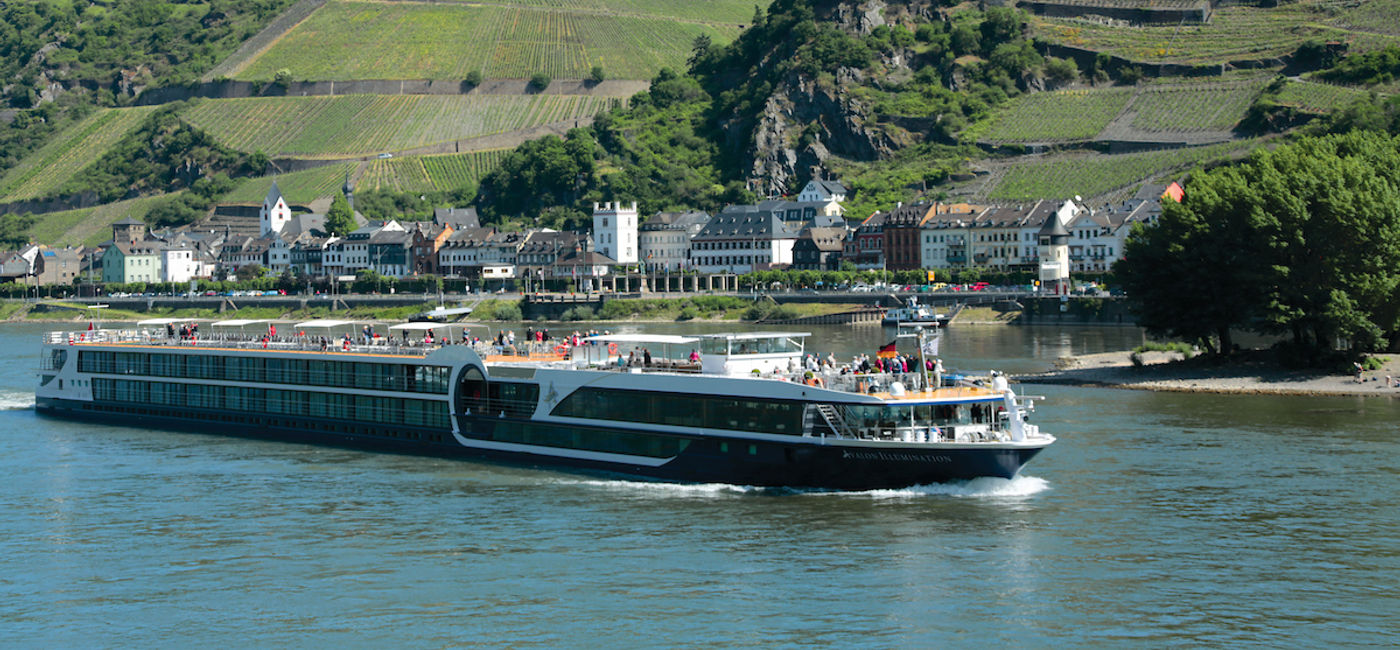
xmin=689 ymin=349 xmax=700 ymax=363
xmin=643 ymin=348 xmax=652 ymax=367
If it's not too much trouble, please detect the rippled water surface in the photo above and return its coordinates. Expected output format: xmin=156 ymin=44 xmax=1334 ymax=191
xmin=1 ymin=322 xmax=1396 ymax=646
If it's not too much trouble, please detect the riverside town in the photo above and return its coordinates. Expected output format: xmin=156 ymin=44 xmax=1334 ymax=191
xmin=2 ymin=0 xmax=1399 ymax=645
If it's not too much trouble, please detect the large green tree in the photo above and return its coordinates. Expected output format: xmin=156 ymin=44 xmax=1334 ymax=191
xmin=325 ymin=193 xmax=355 ymax=236
xmin=1118 ymin=131 xmax=1400 ymax=356
xmin=1118 ymin=165 xmax=1274 ymax=354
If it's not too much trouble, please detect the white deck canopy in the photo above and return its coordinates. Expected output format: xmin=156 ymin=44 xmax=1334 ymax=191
xmin=583 ymin=334 xmax=700 ymax=345
xmin=293 ymin=319 xmax=360 ymax=329
xmin=210 ymin=319 xmax=271 ymax=327
xmin=389 ymin=322 xmax=474 ymax=331
xmin=137 ymin=317 xmax=209 ymax=326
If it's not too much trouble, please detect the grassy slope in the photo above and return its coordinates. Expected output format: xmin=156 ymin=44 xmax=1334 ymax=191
xmin=970 ymin=87 xmax=1134 ymax=143
xmin=985 ymin=139 xmax=1259 ymax=201
xmin=1034 ymin=3 xmax=1400 ymax=66
xmin=180 ymin=94 xmax=623 ymax=158
xmin=1275 ymin=80 xmax=1374 ymax=113
xmin=221 ymin=163 xmax=357 ymax=204
xmin=0 ymin=107 xmax=156 ymax=202
xmin=233 ymin=0 xmax=758 ymax=81
xmin=1127 ymin=78 xmax=1269 ymax=131
xmin=25 ymin=193 xmax=188 ymax=247
xmin=360 ymin=150 xmax=511 ymax=193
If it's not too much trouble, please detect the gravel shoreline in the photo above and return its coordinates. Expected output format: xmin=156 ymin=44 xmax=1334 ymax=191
xmin=1017 ymin=351 xmax=1400 ymax=398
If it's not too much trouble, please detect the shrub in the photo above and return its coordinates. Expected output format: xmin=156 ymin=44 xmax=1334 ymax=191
xmin=677 ymin=306 xmax=699 ymax=320
xmin=487 ymin=302 xmax=520 ymax=319
xmin=529 ymin=72 xmax=551 ymax=91
xmin=1134 ymin=341 xmax=1196 ymax=359
xmin=561 ymin=305 xmax=595 ymax=321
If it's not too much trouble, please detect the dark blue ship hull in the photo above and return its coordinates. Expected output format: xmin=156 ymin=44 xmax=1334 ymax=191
xmin=37 ymin=397 xmax=1045 ymax=491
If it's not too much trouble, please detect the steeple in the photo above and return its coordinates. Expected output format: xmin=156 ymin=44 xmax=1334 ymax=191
xmin=343 ymin=175 xmax=355 ymax=216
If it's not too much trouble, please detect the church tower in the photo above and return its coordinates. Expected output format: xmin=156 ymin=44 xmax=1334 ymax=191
xmin=260 ymin=181 xmax=291 ymax=236
xmin=343 ymin=175 xmax=355 ymax=216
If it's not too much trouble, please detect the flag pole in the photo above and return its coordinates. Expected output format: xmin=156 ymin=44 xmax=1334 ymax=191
xmin=917 ymin=326 xmax=930 ymax=392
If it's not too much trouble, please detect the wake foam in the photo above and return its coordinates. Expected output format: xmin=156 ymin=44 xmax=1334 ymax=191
xmin=563 ymin=475 xmax=1049 ymax=499
xmin=855 ymin=475 xmax=1050 ymax=499
xmin=567 ymin=479 xmax=764 ymax=496
xmin=0 ymin=391 xmax=35 ymax=410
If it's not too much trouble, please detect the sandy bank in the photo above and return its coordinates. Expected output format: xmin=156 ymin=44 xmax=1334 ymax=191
xmin=1019 ymin=350 xmax=1400 ymax=398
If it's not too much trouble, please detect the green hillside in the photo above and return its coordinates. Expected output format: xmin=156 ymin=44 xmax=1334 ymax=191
xmin=0 ymin=107 xmax=157 ymax=201
xmin=1275 ymin=80 xmax=1372 ymax=114
xmin=360 ymin=151 xmax=511 ymax=194
xmin=181 ymin=94 xmax=624 ymax=158
xmin=1034 ymin=2 xmax=1400 ymax=67
xmin=221 ymin=163 xmax=358 ymax=205
xmin=23 ymin=193 xmax=189 ymax=248
xmin=1127 ymin=78 xmax=1269 ymax=132
xmin=985 ymin=139 xmax=1260 ymax=201
xmin=971 ymin=88 xmax=1134 ymax=143
xmin=232 ymin=0 xmax=760 ymax=81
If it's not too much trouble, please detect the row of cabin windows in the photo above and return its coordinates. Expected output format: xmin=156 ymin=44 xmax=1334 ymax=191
xmin=77 ymin=351 xmax=450 ymax=394
xmin=551 ymin=387 xmax=803 ymax=436
xmin=92 ymin=378 xmax=450 ymax=429
xmin=72 ymin=402 xmax=447 ymax=443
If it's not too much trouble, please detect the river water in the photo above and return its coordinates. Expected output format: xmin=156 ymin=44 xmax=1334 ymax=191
xmin=1 ymin=321 xmax=1396 ymax=646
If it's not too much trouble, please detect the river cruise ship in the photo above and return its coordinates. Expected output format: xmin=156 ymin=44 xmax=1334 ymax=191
xmin=34 ymin=321 xmax=1054 ymax=490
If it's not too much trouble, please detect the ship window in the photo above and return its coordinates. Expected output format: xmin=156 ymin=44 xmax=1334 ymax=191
xmin=552 ymin=388 xmax=803 ymax=435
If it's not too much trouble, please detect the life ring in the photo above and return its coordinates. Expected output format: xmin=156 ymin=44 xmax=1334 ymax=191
xmin=554 ymin=344 xmax=568 ymax=355
xmin=608 ymin=342 xmax=619 ymax=354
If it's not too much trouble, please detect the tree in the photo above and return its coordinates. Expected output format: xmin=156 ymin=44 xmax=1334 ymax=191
xmin=465 ymin=69 xmax=482 ymax=87
xmin=325 ymin=193 xmax=355 ymax=236
xmin=273 ymin=68 xmax=292 ymax=88
xmin=529 ymin=72 xmax=551 ymax=92
xmin=1118 ymin=131 xmax=1400 ymax=357
xmin=1117 ymin=168 xmax=1273 ymax=355
xmin=235 ymin=264 xmax=266 ymax=282
xmin=1044 ymin=57 xmax=1078 ymax=88
xmin=589 ymin=65 xmax=605 ymax=83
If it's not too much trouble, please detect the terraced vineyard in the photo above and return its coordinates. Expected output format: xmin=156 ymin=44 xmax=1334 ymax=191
xmin=973 ymin=87 xmax=1134 ymax=142
xmin=1034 ymin=4 xmax=1400 ymax=66
xmin=1331 ymin=0 xmax=1400 ymax=36
xmin=221 ymin=163 xmax=357 ymax=205
xmin=986 ymin=140 xmax=1258 ymax=201
xmin=181 ymin=94 xmax=620 ymax=158
xmin=0 ymin=107 xmax=157 ymax=202
xmin=1276 ymin=80 xmax=1373 ymax=113
xmin=233 ymin=0 xmax=753 ymax=81
xmin=359 ymin=151 xmax=511 ymax=193
xmin=1127 ymin=78 xmax=1268 ymax=132
xmin=433 ymin=0 xmax=760 ymax=25
xmin=24 ymin=193 xmax=185 ymax=248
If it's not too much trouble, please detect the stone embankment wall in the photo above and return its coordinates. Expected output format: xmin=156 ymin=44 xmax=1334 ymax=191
xmin=1018 ymin=296 xmax=1137 ymax=325
xmin=1020 ymin=0 xmax=1212 ymax=25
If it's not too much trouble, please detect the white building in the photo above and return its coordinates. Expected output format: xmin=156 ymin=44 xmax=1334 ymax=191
xmin=161 ymin=245 xmax=199 ymax=283
xmin=592 ymin=201 xmax=638 ymax=265
xmin=639 ymin=210 xmax=709 ymax=271
xmin=259 ymin=181 xmax=292 ymax=236
xmin=796 ymin=179 xmax=847 ymax=204
xmin=689 ymin=207 xmax=798 ymax=274
xmin=1038 ymin=202 xmax=1073 ymax=294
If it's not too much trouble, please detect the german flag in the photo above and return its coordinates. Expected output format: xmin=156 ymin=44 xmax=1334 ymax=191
xmin=877 ymin=340 xmax=898 ymax=359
